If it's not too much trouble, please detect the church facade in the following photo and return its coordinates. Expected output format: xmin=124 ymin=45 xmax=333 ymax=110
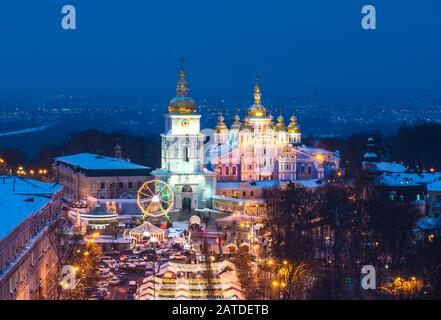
xmin=153 ymin=67 xmax=340 ymax=211
xmin=206 ymin=82 xmax=340 ymax=183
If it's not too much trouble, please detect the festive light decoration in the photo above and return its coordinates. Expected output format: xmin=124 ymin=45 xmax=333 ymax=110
xmin=137 ymin=179 xmax=174 ymax=220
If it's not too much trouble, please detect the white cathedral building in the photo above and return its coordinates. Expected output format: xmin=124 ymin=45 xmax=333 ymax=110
xmin=153 ymin=67 xmax=340 ymax=211
xmin=206 ymin=81 xmax=340 ymax=183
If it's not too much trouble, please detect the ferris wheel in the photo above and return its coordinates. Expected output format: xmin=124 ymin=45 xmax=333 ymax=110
xmin=137 ymin=179 xmax=174 ymax=220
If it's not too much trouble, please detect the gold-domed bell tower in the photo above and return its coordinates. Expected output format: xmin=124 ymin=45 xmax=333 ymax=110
xmin=153 ymin=63 xmax=216 ymax=211
xmin=287 ymin=115 xmax=301 ymax=145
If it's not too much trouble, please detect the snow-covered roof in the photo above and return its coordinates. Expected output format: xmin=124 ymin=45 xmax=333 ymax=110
xmin=217 ymin=180 xmax=282 ymax=189
xmin=363 ymin=152 xmax=378 ymax=159
xmin=372 ymin=162 xmax=407 ymax=173
xmin=0 ymin=176 xmax=62 ymax=240
xmin=293 ymin=179 xmax=323 ymax=189
xmin=428 ymin=180 xmax=441 ymax=192
xmin=217 ymin=179 xmax=322 ymax=190
xmin=55 ymin=153 xmax=150 ymax=171
xmin=380 ymin=172 xmax=441 ymax=187
xmin=415 ymin=217 xmax=441 ymax=231
xmin=213 ymin=194 xmax=265 ymax=204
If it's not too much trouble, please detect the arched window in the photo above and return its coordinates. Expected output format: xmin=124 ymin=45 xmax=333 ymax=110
xmin=232 ymin=166 xmax=237 ymax=175
xmin=183 ymin=146 xmax=189 ymax=162
xmin=307 ymin=165 xmax=312 ymax=176
xmin=250 ymin=191 xmax=254 ymax=198
xmin=225 ymin=167 xmax=230 ymax=175
xmin=242 ymin=191 xmax=247 ymax=198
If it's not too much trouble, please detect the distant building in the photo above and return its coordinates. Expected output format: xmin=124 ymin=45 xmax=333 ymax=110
xmin=53 ymin=153 xmax=151 ymax=202
xmin=206 ymin=81 xmax=340 ymax=182
xmin=214 ymin=179 xmax=323 ymax=215
xmin=427 ymin=181 xmax=441 ymax=217
xmin=79 ymin=203 xmax=118 ymax=230
xmin=361 ymin=137 xmax=441 ymax=212
xmin=0 ymin=176 xmax=62 ymax=300
xmin=362 ymin=137 xmax=407 ymax=175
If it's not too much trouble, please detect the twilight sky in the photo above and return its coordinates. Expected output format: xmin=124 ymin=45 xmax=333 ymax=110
xmin=0 ymin=0 xmax=440 ymax=102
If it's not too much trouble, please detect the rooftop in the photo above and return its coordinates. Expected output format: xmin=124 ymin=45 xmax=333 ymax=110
xmin=55 ymin=153 xmax=150 ymax=170
xmin=372 ymin=162 xmax=407 ymax=173
xmin=428 ymin=180 xmax=441 ymax=192
xmin=0 ymin=176 xmax=62 ymax=240
xmin=380 ymin=172 xmax=441 ymax=187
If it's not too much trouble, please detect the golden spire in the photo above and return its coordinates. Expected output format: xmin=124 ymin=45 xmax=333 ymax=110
xmin=247 ymin=71 xmax=267 ymax=117
xmin=253 ymin=72 xmax=262 ymax=106
xmin=176 ymin=58 xmax=189 ymax=98
xmin=168 ymin=58 xmax=197 ymax=114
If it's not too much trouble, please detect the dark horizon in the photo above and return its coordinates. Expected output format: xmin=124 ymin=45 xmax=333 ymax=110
xmin=0 ymin=0 xmax=440 ymax=104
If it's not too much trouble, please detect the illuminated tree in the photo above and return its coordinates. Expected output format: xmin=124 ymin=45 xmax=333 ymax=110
xmin=380 ymin=276 xmax=424 ymax=300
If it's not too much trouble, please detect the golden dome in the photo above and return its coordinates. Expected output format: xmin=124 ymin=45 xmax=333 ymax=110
xmin=230 ymin=115 xmax=241 ymax=130
xmin=275 ymin=115 xmax=287 ymax=132
xmin=168 ymin=70 xmax=197 ymax=114
xmin=246 ymin=82 xmax=267 ymax=117
xmin=215 ymin=115 xmax=229 ymax=133
xmin=287 ymin=115 xmax=300 ymax=133
xmin=240 ymin=117 xmax=253 ymax=132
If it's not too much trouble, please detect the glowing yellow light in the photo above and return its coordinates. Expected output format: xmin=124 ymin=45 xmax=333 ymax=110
xmin=315 ymin=154 xmax=324 ymax=161
xmin=84 ymin=251 xmax=89 ymax=256
xmin=272 ymin=280 xmax=278 ymax=287
xmin=337 ymin=171 xmax=342 ymax=177
xmin=283 ymin=260 xmax=288 ymax=265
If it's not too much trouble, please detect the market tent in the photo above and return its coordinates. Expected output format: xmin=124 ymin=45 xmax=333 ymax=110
xmin=129 ymin=221 xmax=165 ymax=242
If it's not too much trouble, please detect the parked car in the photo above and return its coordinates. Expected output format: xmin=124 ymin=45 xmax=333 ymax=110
xmin=170 ymin=254 xmax=186 ymax=261
xmin=101 ymin=256 xmax=118 ymax=267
